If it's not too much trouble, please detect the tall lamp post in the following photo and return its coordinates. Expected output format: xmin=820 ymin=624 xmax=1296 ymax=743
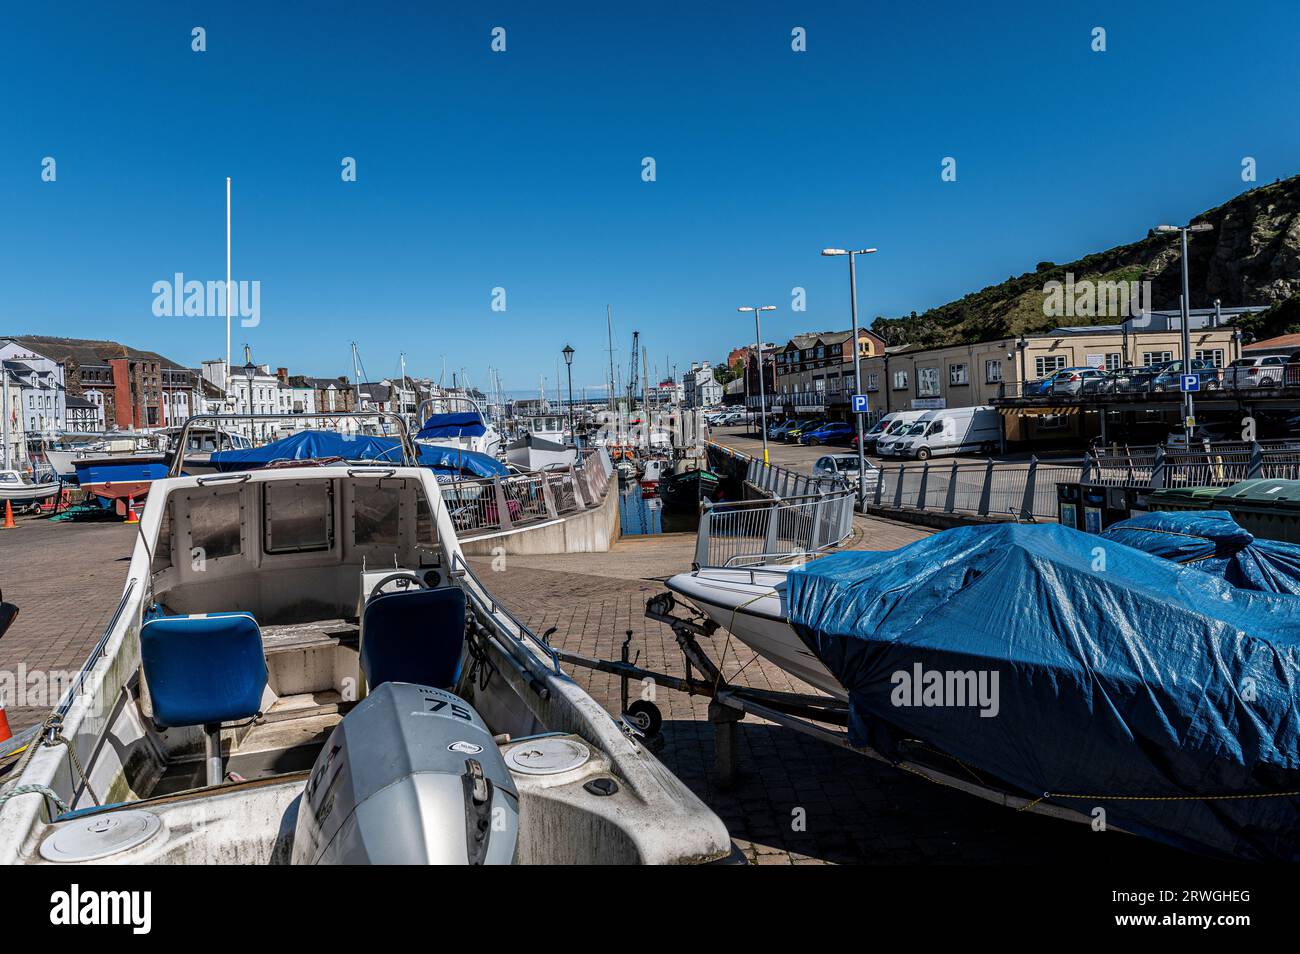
xmin=1156 ymin=221 xmax=1213 ymax=444
xmin=561 ymin=344 xmax=576 ymax=447
xmin=821 ymin=247 xmax=878 ymax=508
xmin=241 ymin=359 xmax=259 ymax=443
xmin=737 ymin=305 xmax=776 ymax=464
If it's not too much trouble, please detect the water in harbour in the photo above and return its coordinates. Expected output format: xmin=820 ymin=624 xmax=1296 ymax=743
xmin=619 ymin=484 xmax=699 ymax=535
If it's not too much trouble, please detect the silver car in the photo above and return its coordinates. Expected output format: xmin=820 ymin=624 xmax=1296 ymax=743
xmin=812 ymin=453 xmax=880 ymax=492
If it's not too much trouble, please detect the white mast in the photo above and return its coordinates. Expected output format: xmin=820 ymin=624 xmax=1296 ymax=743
xmin=225 ymin=177 xmax=232 ymax=397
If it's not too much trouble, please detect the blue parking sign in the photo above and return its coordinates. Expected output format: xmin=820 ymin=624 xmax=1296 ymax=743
xmin=1180 ymin=374 xmax=1200 ymax=393
xmin=851 ymin=394 xmax=870 ymax=414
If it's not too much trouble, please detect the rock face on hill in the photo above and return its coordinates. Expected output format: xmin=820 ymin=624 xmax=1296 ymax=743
xmin=872 ymin=174 xmax=1300 ymax=348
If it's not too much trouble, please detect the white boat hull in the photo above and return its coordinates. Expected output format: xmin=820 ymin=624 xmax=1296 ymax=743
xmin=666 ymin=567 xmax=847 ymax=699
xmin=0 ymin=481 xmax=60 ymax=504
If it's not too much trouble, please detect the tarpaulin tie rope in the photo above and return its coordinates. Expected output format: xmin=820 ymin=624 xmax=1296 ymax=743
xmin=1018 ymin=790 xmax=1300 ymax=812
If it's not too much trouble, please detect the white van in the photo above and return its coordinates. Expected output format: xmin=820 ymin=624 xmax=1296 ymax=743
xmin=861 ymin=410 xmax=927 ymax=453
xmin=880 ymin=406 xmax=1001 ymax=461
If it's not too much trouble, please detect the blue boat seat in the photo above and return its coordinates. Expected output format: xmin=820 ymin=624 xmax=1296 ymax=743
xmin=140 ymin=612 xmax=267 ymax=729
xmin=360 ymin=587 xmax=466 ymax=690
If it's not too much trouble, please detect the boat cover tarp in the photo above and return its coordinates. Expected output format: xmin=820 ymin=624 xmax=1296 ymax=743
xmin=210 ymin=430 xmax=507 ymax=478
xmin=416 ymin=444 xmax=508 ymax=478
xmin=1101 ymin=510 xmax=1300 ymax=596
xmin=785 ymin=522 xmax=1300 ymax=860
xmin=416 ymin=412 xmax=486 ymax=439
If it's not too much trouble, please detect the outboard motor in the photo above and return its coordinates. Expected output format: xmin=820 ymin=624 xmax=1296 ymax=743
xmin=292 ymin=682 xmax=519 ymax=864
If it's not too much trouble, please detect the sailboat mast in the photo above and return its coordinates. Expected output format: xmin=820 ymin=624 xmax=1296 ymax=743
xmin=226 ymin=177 xmax=232 ymax=395
xmin=606 ymin=305 xmax=615 ymax=412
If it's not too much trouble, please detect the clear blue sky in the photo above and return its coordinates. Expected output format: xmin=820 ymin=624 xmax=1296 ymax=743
xmin=3 ymin=1 xmax=1297 ymax=397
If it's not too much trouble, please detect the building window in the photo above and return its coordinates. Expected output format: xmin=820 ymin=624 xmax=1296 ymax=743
xmin=1194 ymin=349 xmax=1224 ymax=368
xmin=865 ymin=372 xmax=879 ymax=392
xmin=985 ymin=360 xmax=1003 ymax=383
xmin=916 ymin=367 xmax=940 ymax=397
xmin=1141 ymin=351 xmax=1173 ymax=367
xmin=1034 ymin=355 xmax=1067 ymax=377
xmin=1105 ymin=353 xmax=1122 ymax=371
xmin=892 ymin=370 xmax=909 ymax=390
xmin=949 ymin=363 xmax=969 ymax=386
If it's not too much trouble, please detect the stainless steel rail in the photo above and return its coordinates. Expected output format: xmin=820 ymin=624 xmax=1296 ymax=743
xmin=166 ymin=411 xmax=417 ymax=476
xmin=47 ymin=579 xmax=138 ymax=743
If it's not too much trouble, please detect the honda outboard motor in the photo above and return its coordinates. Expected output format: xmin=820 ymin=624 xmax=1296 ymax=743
xmin=292 ymin=682 xmax=519 ymax=864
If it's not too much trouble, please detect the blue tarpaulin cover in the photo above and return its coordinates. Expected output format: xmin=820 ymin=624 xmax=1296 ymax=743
xmin=210 ymin=430 xmax=508 ymax=478
xmin=1102 ymin=510 xmax=1300 ymax=596
xmin=416 ymin=412 xmax=486 ymax=440
xmin=785 ymin=522 xmax=1300 ymax=860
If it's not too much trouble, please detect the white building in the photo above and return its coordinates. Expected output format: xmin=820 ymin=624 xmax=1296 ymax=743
xmin=0 ymin=343 xmax=67 ymax=437
xmin=684 ymin=362 xmax=723 ymax=409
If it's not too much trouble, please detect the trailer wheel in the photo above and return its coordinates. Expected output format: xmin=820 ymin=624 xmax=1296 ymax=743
xmin=624 ymin=700 xmax=663 ymax=739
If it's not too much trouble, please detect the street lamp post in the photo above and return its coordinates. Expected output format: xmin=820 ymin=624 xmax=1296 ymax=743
xmin=242 ymin=360 xmax=258 ymax=442
xmin=737 ymin=305 xmax=776 ymax=464
xmin=1156 ymin=221 xmax=1213 ymax=444
xmin=822 ymin=247 xmax=878 ymax=508
xmin=562 ymin=344 xmax=576 ymax=447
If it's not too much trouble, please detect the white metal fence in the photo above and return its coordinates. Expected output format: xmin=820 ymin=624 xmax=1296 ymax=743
xmin=694 ymin=492 xmax=856 ymax=568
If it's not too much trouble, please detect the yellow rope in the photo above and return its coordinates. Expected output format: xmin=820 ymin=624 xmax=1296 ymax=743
xmin=1019 ymin=789 xmax=1300 ymax=811
xmin=714 ymin=590 xmax=776 ymax=692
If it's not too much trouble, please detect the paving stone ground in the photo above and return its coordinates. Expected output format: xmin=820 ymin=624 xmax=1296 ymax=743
xmin=0 ymin=508 xmax=1183 ymax=864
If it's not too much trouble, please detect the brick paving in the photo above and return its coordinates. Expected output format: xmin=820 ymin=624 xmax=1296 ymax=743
xmin=0 ymin=513 xmax=136 ymax=732
xmin=0 ymin=509 xmax=1182 ymax=864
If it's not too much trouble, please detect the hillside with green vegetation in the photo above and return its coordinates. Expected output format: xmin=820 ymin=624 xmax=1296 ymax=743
xmin=871 ymin=174 xmax=1300 ymax=348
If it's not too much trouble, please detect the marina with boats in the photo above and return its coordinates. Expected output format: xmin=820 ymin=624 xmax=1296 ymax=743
xmin=5 ymin=9 xmax=1300 ymax=917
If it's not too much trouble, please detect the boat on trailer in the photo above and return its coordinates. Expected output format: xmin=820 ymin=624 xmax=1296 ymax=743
xmin=654 ymin=510 xmax=1300 ymax=860
xmin=0 ymin=469 xmax=60 ymax=506
xmin=0 ymin=412 xmax=732 ymax=865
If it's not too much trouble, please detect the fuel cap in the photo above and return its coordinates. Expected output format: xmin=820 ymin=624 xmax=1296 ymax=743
xmin=40 ymin=809 xmax=162 ymax=862
xmin=504 ymin=737 xmax=591 ymax=775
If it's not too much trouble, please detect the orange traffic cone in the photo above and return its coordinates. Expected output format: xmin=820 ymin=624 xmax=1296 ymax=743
xmin=124 ymin=497 xmax=139 ymax=525
xmin=2 ymin=500 xmax=13 ymax=529
xmin=0 ymin=706 xmax=10 ymax=744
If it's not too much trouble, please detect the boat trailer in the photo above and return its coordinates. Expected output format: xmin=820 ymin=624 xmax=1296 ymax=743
xmin=550 ymin=591 xmax=853 ymax=788
xmin=553 ymin=592 xmax=1108 ymax=826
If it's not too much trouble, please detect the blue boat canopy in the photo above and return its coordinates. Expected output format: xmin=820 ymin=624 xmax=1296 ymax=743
xmin=416 ymin=412 xmax=486 ymax=440
xmin=785 ymin=522 xmax=1300 ymax=860
xmin=209 ymin=430 xmax=508 ymax=478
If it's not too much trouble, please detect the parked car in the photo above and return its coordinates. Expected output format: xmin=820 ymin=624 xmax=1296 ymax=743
xmin=1149 ymin=359 xmax=1221 ymax=392
xmin=767 ymin=419 xmax=796 ymax=441
xmin=784 ymin=419 xmax=826 ymax=443
xmin=800 ymin=421 xmax=855 ymax=446
xmin=1047 ymin=367 xmax=1109 ymax=396
xmin=1224 ymin=355 xmax=1287 ymax=389
xmin=878 ymin=406 xmax=1001 ymax=461
xmin=812 ymin=453 xmax=881 ymax=492
xmin=1024 ymin=366 xmax=1095 ymax=397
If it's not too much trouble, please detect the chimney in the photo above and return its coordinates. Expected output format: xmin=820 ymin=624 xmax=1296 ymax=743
xmin=276 ymin=367 xmax=289 ymax=384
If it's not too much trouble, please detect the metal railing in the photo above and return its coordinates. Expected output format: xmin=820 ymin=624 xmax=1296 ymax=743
xmin=870 ymin=458 xmax=1084 ymax=521
xmin=744 ymin=456 xmax=843 ymax=498
xmin=167 ymin=411 xmax=416 ymax=475
xmin=447 ymin=448 xmax=614 ymax=537
xmin=1083 ymin=440 xmax=1300 ymax=488
xmin=694 ymin=492 xmax=856 ymax=568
